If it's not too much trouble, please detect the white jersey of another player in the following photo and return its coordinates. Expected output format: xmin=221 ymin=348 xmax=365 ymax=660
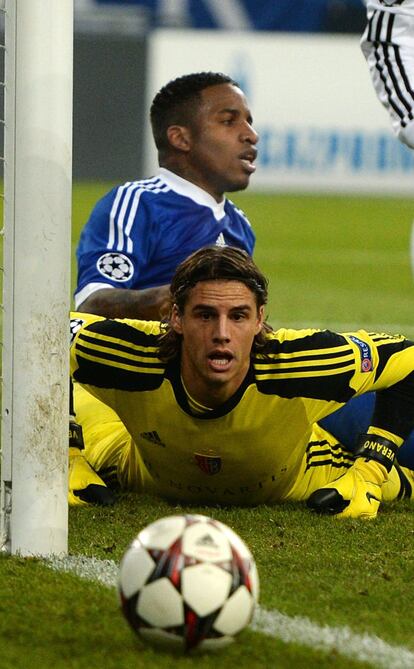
xmin=361 ymin=0 xmax=414 ymax=149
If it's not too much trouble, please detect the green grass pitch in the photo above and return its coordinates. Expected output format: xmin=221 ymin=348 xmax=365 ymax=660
xmin=1 ymin=184 xmax=414 ymax=669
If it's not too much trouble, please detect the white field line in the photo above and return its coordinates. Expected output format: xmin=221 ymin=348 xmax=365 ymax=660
xmin=251 ymin=608 xmax=414 ymax=669
xmin=46 ymin=555 xmax=414 ymax=669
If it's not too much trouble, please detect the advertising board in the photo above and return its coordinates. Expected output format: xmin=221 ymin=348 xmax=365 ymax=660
xmin=146 ymin=30 xmax=414 ymax=194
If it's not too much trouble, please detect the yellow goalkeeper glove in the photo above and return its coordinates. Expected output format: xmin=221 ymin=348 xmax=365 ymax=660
xmin=307 ymin=433 xmax=398 ymax=520
xmin=69 ymin=420 xmax=115 ymax=507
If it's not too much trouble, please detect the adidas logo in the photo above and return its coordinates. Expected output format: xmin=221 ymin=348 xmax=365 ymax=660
xmin=195 ymin=533 xmax=219 ymax=549
xmin=139 ymin=431 xmax=165 ymax=448
xmin=215 ymin=233 xmax=226 ymax=247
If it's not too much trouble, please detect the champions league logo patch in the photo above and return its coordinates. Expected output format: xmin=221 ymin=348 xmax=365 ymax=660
xmin=349 ymin=335 xmax=373 ymax=373
xmin=70 ymin=318 xmax=85 ymax=344
xmin=97 ymin=252 xmax=134 ymax=282
xmin=194 ymin=453 xmax=222 ymax=476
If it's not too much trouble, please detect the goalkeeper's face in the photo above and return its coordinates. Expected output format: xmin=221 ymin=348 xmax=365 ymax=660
xmin=185 ymin=83 xmax=259 ymax=201
xmin=171 ymin=279 xmax=264 ymax=409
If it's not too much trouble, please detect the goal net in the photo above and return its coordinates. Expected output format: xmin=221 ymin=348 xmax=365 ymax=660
xmin=0 ymin=0 xmax=73 ymax=556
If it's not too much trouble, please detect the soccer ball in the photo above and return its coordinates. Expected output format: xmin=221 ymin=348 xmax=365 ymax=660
xmin=118 ymin=514 xmax=259 ymax=651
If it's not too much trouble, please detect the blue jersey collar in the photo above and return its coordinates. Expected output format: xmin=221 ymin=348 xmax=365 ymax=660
xmin=158 ymin=168 xmax=226 ymax=221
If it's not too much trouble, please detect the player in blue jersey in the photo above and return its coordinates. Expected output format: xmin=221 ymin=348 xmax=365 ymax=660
xmin=75 ymin=71 xmax=258 ymax=320
xmin=70 ymin=72 xmax=258 ymax=505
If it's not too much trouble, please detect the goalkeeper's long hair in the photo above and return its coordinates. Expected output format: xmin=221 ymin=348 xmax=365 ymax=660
xmin=157 ymin=246 xmax=274 ymax=362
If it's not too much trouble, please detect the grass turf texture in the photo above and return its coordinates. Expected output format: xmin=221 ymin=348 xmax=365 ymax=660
xmin=2 ymin=185 xmax=414 ymax=668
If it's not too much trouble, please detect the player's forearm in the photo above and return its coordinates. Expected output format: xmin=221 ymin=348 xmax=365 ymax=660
xmin=77 ymin=285 xmax=171 ymax=320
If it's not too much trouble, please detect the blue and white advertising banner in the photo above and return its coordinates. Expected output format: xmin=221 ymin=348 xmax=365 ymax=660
xmin=145 ymin=30 xmax=414 ymax=195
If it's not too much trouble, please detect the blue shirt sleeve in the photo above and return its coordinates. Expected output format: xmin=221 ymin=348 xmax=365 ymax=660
xmin=75 ymin=186 xmax=158 ymax=297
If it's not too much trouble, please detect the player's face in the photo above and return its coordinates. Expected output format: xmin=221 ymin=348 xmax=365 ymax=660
xmin=171 ymin=280 xmax=264 ymax=408
xmin=187 ymin=84 xmax=258 ymax=201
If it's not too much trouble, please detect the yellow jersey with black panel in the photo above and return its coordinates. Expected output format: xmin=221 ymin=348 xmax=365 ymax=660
xmin=70 ymin=313 xmax=414 ymax=505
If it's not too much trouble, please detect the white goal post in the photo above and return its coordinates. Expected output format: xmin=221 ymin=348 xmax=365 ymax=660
xmin=0 ymin=0 xmax=73 ymax=555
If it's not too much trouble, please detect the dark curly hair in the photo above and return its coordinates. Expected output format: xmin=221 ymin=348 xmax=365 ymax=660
xmin=158 ymin=246 xmax=273 ymax=362
xmin=150 ymin=72 xmax=238 ymax=157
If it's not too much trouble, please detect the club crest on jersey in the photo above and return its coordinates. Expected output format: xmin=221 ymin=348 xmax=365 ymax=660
xmin=97 ymin=252 xmax=134 ymax=282
xmin=194 ymin=453 xmax=222 ymax=476
xmin=349 ymin=335 xmax=373 ymax=373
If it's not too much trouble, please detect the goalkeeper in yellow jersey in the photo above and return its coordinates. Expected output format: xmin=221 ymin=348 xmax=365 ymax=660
xmin=70 ymin=246 xmax=414 ymax=519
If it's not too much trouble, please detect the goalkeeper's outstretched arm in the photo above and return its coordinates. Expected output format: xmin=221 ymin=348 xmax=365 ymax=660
xmin=308 ymin=336 xmax=414 ymax=519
